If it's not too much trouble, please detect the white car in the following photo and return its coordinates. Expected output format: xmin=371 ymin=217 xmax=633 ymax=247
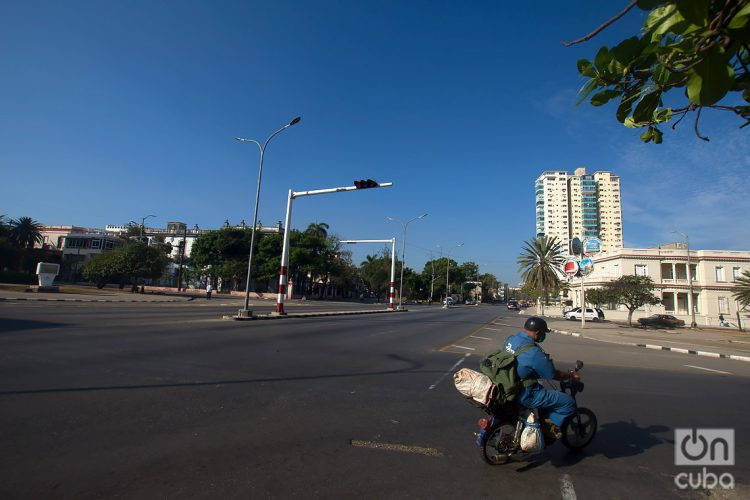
xmin=564 ymin=307 xmax=600 ymax=321
xmin=443 ymin=297 xmax=455 ymax=305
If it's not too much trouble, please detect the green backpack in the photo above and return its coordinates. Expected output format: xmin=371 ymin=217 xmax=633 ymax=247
xmin=479 ymin=343 xmax=539 ymax=404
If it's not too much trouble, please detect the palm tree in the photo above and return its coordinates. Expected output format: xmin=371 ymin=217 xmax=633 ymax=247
xmin=733 ymin=270 xmax=750 ymax=308
xmin=0 ymin=214 xmax=8 ymax=238
xmin=10 ymin=216 xmax=44 ymax=249
xmin=304 ymin=222 xmax=329 ymax=239
xmin=517 ymin=235 xmax=565 ymax=316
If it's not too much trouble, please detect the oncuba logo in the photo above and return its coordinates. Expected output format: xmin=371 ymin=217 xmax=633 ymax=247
xmin=674 ymin=429 xmax=734 ymax=490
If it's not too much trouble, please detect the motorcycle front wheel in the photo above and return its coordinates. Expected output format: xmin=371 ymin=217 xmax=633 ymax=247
xmin=561 ymin=407 xmax=597 ymax=451
xmin=481 ymin=420 xmax=518 ymax=465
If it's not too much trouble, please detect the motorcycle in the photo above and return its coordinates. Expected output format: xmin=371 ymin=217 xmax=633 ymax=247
xmin=474 ymin=360 xmax=597 ymax=465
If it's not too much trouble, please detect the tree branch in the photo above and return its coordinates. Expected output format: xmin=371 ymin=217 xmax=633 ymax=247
xmin=562 ymin=0 xmax=638 ymax=47
xmin=694 ymin=106 xmax=710 ymax=141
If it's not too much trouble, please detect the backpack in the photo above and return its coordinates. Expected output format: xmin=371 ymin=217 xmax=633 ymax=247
xmin=479 ymin=343 xmax=538 ymax=404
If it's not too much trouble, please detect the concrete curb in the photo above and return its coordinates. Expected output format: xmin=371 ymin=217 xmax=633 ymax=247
xmin=223 ymin=308 xmax=406 ymax=321
xmin=554 ymin=329 xmax=750 ymax=363
xmin=0 ymin=296 xmax=190 ymax=303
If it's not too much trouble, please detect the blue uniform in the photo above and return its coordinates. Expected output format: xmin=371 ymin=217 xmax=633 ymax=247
xmin=504 ymin=332 xmax=576 ymax=427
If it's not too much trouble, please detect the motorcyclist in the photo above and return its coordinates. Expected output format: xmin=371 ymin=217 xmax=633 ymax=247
xmin=504 ymin=316 xmax=580 ymax=438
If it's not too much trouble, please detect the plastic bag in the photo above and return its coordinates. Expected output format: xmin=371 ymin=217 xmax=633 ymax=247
xmin=520 ymin=412 xmax=544 ymax=452
xmin=453 ymin=368 xmax=494 ymax=405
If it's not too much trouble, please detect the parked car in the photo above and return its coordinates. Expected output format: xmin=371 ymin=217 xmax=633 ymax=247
xmin=638 ymin=314 xmax=685 ymax=328
xmin=465 ymin=299 xmax=476 ymax=305
xmin=507 ymin=300 xmax=518 ymax=310
xmin=564 ymin=307 xmax=600 ymax=321
xmin=443 ymin=297 xmax=455 ymax=305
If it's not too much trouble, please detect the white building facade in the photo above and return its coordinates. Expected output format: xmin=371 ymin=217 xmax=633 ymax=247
xmin=568 ymin=245 xmax=749 ymax=326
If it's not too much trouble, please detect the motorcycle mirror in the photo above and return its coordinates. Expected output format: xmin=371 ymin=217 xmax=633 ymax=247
xmin=575 ymin=360 xmax=584 ymax=371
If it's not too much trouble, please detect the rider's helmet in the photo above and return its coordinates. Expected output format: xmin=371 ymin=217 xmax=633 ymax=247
xmin=524 ymin=316 xmax=550 ymax=342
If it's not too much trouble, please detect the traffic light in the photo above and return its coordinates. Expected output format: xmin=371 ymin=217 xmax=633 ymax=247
xmin=354 ymin=179 xmax=379 ymax=189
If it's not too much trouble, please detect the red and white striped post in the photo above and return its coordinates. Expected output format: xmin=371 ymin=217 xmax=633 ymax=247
xmin=274 ymin=189 xmax=294 ymax=315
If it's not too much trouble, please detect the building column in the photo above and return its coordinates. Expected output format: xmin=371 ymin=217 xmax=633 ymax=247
xmin=673 ymin=292 xmax=679 ymax=313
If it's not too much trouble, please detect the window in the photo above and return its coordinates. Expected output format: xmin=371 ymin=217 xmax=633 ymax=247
xmin=104 ymin=240 xmax=114 ymax=250
xmin=91 ymin=239 xmax=101 ymax=249
xmin=635 ymin=264 xmax=647 ymax=276
xmin=718 ymin=297 xmax=729 ymax=314
xmin=715 ymin=267 xmax=726 ymax=282
xmin=733 ymin=267 xmax=742 ymax=281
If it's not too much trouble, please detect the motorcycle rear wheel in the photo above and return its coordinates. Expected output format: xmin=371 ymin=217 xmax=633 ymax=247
xmin=481 ymin=420 xmax=517 ymax=465
xmin=561 ymin=407 xmax=597 ymax=450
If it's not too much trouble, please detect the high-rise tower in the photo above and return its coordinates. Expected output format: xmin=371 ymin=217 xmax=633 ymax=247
xmin=535 ymin=167 xmax=623 ymax=252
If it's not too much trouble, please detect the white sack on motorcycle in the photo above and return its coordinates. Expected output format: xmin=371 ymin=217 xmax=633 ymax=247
xmin=453 ymin=368 xmax=494 ymax=405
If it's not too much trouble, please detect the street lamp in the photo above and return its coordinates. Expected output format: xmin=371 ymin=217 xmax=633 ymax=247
xmin=439 ymin=242 xmax=463 ymax=307
xmin=235 ymin=116 xmax=301 ymax=318
xmin=672 ymin=230 xmax=698 ymax=328
xmin=386 ymin=213 xmax=428 ymax=310
xmin=130 ymin=215 xmax=156 ymax=241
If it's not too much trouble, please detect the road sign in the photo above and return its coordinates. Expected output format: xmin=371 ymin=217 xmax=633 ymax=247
xmin=579 ymin=257 xmax=594 ymax=276
xmin=562 ymin=258 xmax=580 ymax=277
xmin=583 ymin=237 xmax=602 ymax=256
xmin=571 ymin=237 xmax=583 ymax=257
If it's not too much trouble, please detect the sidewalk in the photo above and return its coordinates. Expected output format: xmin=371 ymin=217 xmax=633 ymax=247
xmin=0 ymin=285 xmax=192 ymax=303
xmin=545 ymin=316 xmax=750 ymax=362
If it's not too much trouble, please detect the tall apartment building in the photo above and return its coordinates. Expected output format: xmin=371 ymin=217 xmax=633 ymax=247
xmin=535 ymin=167 xmax=623 ymax=252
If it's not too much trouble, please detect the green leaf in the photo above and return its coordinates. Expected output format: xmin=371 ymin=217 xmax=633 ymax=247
xmin=744 ymin=89 xmax=750 ymax=104
xmin=645 ymin=4 xmax=685 ymax=38
xmin=687 ymin=47 xmax=734 ymax=105
xmin=675 ymin=0 xmax=708 ymax=26
xmin=728 ymin=3 xmax=750 ymax=29
xmin=594 ymin=46 xmax=612 ymax=74
xmin=633 ymin=91 xmax=662 ymax=123
xmin=639 ymin=126 xmax=663 ymax=144
xmin=654 ymin=107 xmax=672 ymax=123
xmin=577 ymin=59 xmax=597 ymax=78
xmin=590 ymin=89 xmax=621 ymax=106
xmin=616 ymin=98 xmax=634 ymax=123
xmin=576 ymin=79 xmax=600 ymax=105
xmin=624 ymin=116 xmax=639 ymax=128
xmin=610 ymin=37 xmax=642 ymax=66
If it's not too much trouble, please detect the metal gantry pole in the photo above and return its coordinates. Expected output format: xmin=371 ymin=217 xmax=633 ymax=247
xmin=273 ymin=182 xmax=394 ymax=315
xmin=387 ymin=214 xmax=427 ymax=310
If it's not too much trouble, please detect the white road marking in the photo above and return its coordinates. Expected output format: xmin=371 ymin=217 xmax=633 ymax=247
xmin=451 ymin=345 xmax=476 ymax=351
xmin=560 ymin=474 xmax=577 ymax=500
xmin=483 ymin=327 xmax=506 ymax=332
xmin=492 ymin=322 xmax=512 ymax=326
xmin=470 ymin=335 xmax=492 ymax=340
xmin=684 ymin=365 xmax=732 ymax=375
xmin=428 ymin=354 xmax=470 ymax=390
xmin=350 ymin=440 xmax=442 ymax=457
xmin=369 ymin=330 xmax=396 ymax=337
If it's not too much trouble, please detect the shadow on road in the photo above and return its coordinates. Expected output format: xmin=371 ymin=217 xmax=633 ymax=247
xmin=513 ymin=419 xmax=669 ymax=471
xmin=0 ymin=318 xmax=70 ymax=333
xmin=0 ymin=353 xmax=437 ymax=396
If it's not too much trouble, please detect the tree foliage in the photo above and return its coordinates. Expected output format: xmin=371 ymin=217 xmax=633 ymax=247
xmin=600 ymin=275 xmax=661 ymax=326
xmin=82 ymin=242 xmax=169 ymax=288
xmin=573 ymin=0 xmax=750 ymax=143
xmin=517 ymin=235 xmax=565 ymax=314
xmin=733 ymin=269 xmax=750 ymax=307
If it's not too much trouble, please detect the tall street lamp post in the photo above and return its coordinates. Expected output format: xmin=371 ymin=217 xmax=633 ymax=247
xmin=386 ymin=213 xmax=427 ymax=310
xmin=131 ymin=215 xmax=156 ymax=241
xmin=440 ymin=242 xmax=463 ymax=307
xmin=673 ymin=230 xmax=698 ymax=328
xmin=235 ymin=116 xmax=301 ymax=318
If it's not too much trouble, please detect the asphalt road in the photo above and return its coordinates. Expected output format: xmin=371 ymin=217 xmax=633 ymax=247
xmin=1 ymin=301 xmax=748 ymax=499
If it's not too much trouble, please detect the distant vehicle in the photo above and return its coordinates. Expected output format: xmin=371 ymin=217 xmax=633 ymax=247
xmin=465 ymin=299 xmax=476 ymax=305
xmin=564 ymin=307 xmax=600 ymax=321
xmin=507 ymin=300 xmax=518 ymax=310
xmin=638 ymin=314 xmax=685 ymax=328
xmin=443 ymin=297 xmax=455 ymax=305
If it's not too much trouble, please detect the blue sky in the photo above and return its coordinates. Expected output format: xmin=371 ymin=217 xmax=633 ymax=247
xmin=2 ymin=1 xmax=748 ymax=284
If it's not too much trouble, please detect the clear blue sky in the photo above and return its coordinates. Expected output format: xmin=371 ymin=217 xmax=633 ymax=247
xmin=2 ymin=1 xmax=748 ymax=284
